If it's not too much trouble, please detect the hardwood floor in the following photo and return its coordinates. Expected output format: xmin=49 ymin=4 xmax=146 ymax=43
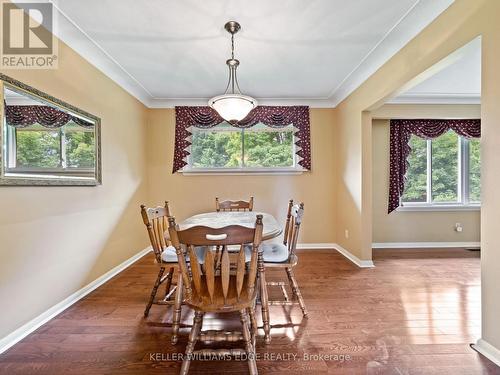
xmin=0 ymin=248 xmax=498 ymax=374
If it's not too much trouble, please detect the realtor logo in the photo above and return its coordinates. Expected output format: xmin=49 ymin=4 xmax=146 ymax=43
xmin=1 ymin=1 xmax=58 ymax=69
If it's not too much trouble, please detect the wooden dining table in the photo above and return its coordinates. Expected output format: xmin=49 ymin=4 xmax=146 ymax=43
xmin=177 ymin=211 xmax=282 ymax=241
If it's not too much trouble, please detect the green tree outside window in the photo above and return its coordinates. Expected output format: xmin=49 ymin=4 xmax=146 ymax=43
xmin=190 ymin=125 xmax=294 ymax=169
xmin=402 ymin=131 xmax=480 ymax=205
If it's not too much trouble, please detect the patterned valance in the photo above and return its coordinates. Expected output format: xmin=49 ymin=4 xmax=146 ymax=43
xmin=389 ymin=118 xmax=481 ymax=213
xmin=173 ymin=106 xmax=311 ymax=173
xmin=5 ymin=105 xmax=94 ymax=129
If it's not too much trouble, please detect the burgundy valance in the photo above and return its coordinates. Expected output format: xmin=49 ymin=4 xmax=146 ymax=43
xmin=388 ymin=118 xmax=481 ymax=213
xmin=173 ymin=106 xmax=311 ymax=173
xmin=5 ymin=105 xmax=93 ymax=129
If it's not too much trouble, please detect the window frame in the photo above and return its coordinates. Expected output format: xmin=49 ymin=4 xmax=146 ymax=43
xmin=182 ymin=124 xmax=304 ymax=175
xmin=5 ymin=123 xmax=95 ymax=176
xmin=399 ymin=134 xmax=481 ymax=211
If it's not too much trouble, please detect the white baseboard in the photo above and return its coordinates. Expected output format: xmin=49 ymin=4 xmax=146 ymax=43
xmin=472 ymin=338 xmax=500 ymax=367
xmin=333 ymin=243 xmax=375 ymax=268
xmin=372 ymin=241 xmax=480 ymax=249
xmin=0 ymin=246 xmax=153 ymax=355
xmin=297 ymin=242 xmax=375 ymax=268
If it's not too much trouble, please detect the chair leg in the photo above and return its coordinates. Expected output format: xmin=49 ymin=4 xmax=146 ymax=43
xmin=180 ymin=311 xmax=203 ymax=375
xmin=247 ymin=305 xmax=258 ymax=347
xmin=171 ymin=272 xmax=183 ymax=344
xmin=164 ymin=267 xmax=174 ymax=299
xmin=144 ymin=267 xmax=165 ymax=317
xmin=258 ymin=260 xmax=271 ymax=344
xmin=286 ymin=267 xmax=308 ymax=317
xmin=240 ymin=309 xmax=258 ymax=375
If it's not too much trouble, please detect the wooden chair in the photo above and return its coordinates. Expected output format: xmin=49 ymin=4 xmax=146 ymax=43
xmin=168 ymin=215 xmax=263 ymax=375
xmin=257 ymin=200 xmax=307 ymax=344
xmin=216 ymin=196 xmax=254 ymax=212
xmin=140 ymin=202 xmax=184 ymax=344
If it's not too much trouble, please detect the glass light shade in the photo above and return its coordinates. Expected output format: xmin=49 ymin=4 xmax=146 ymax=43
xmin=208 ymin=94 xmax=257 ymax=123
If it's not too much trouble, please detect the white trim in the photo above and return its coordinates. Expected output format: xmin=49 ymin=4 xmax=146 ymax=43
xmin=12 ymin=1 xmax=453 ymax=109
xmin=334 ymin=244 xmax=375 ymax=268
xmin=372 ymin=241 xmax=480 ymax=249
xmin=397 ymin=204 xmax=480 ymax=211
xmin=0 ymin=246 xmax=153 ymax=355
xmin=182 ymin=167 xmax=304 ymax=176
xmin=297 ymin=243 xmax=374 ymax=268
xmin=295 ymin=243 xmax=376 ymax=268
xmin=472 ymin=339 xmax=500 ymax=367
xmin=388 ymin=93 xmax=481 ymax=105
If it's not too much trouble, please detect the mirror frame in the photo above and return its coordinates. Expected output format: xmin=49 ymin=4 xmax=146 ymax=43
xmin=0 ymin=73 xmax=102 ymax=186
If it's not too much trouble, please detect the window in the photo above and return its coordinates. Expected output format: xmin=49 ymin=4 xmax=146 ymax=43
xmin=401 ymin=130 xmax=480 ymax=209
xmin=186 ymin=122 xmax=298 ymax=172
xmin=6 ymin=121 xmax=95 ymax=176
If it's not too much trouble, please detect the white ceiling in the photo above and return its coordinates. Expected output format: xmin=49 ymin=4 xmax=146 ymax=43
xmin=27 ymin=0 xmax=455 ymax=107
xmin=391 ymin=37 xmax=481 ymax=104
xmin=5 ymin=87 xmax=44 ymax=105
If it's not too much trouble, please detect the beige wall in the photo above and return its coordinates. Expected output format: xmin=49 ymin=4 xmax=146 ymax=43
xmin=372 ymin=104 xmax=481 ymax=119
xmin=372 ymin=119 xmax=480 ymax=244
xmin=146 ymin=108 xmax=336 ymax=244
xmin=334 ymin=0 xmax=500 ymax=351
xmin=0 ymin=40 xmax=149 ymax=338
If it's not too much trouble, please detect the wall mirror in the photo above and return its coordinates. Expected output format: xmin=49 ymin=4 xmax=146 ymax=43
xmin=0 ymin=74 xmax=101 ymax=186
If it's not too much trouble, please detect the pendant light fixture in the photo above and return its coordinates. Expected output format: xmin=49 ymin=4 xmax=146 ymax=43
xmin=208 ymin=21 xmax=257 ymax=123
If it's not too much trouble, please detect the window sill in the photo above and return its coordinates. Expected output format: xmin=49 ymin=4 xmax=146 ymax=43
xmin=398 ymin=204 xmax=481 ymax=212
xmin=181 ymin=167 xmax=305 ymax=176
xmin=5 ymin=169 xmax=94 ymax=178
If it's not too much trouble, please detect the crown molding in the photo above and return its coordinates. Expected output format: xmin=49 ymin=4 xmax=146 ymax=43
xmin=387 ymin=93 xmax=481 ymax=104
xmin=22 ymin=0 xmax=453 ymax=109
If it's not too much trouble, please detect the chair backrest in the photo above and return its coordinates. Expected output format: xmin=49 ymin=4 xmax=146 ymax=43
xmin=140 ymin=201 xmax=172 ymax=263
xmin=168 ymin=215 xmax=263 ymax=308
xmin=215 ymin=196 xmax=254 ymax=212
xmin=282 ymin=200 xmax=305 ymax=255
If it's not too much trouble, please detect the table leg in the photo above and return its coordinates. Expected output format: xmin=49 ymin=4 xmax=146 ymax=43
xmin=258 ymin=251 xmax=271 ymax=344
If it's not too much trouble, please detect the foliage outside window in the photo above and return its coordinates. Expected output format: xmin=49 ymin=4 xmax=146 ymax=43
xmin=188 ymin=123 xmax=296 ymax=171
xmin=402 ymin=130 xmax=480 ymax=207
xmin=6 ymin=121 xmax=95 ymax=175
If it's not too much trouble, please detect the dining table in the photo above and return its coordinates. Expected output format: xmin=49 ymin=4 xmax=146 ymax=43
xmin=177 ymin=211 xmax=282 ymax=241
